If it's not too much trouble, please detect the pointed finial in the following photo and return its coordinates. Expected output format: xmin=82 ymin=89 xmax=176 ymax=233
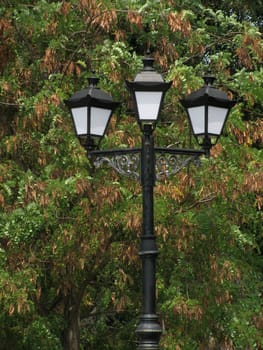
xmin=203 ymin=75 xmax=216 ymax=86
xmin=142 ymin=50 xmax=154 ymax=71
xmin=88 ymin=71 xmax=99 ymax=87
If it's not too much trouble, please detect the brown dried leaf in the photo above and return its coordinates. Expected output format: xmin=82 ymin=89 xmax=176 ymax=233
xmin=60 ymin=1 xmax=71 ymax=16
xmin=127 ymin=11 xmax=143 ymax=29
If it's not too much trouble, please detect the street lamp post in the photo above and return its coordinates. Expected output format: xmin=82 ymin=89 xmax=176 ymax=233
xmin=64 ymin=55 xmax=235 ymax=349
xmin=125 ymin=56 xmax=172 ymax=348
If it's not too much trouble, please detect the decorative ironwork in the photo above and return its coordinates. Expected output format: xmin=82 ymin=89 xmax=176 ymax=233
xmin=90 ymin=147 xmax=204 ymax=182
xmin=155 ymin=152 xmax=201 ymax=180
xmin=93 ymin=152 xmax=141 ymax=180
xmin=90 ymin=148 xmax=141 ymax=180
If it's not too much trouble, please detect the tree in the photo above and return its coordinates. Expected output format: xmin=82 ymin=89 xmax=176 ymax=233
xmin=0 ymin=1 xmax=262 ymax=349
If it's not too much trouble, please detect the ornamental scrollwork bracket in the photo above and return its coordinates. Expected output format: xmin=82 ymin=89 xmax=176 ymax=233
xmin=155 ymin=151 xmax=201 ymax=181
xmin=90 ymin=148 xmax=141 ymax=181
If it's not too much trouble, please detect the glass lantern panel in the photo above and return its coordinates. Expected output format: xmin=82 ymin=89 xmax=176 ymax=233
xmin=208 ymin=106 xmax=228 ymax=135
xmin=135 ymin=91 xmax=162 ymax=120
xmin=187 ymin=106 xmax=205 ymax=135
xmin=71 ymin=107 xmax=88 ymax=136
xmin=90 ymin=107 xmax=112 ymax=136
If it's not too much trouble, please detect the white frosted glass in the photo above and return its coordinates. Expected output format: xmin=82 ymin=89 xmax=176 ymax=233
xmin=208 ymin=106 xmax=228 ymax=135
xmin=188 ymin=106 xmax=205 ymax=135
xmin=90 ymin=107 xmax=111 ymax=136
xmin=72 ymin=107 xmax=88 ymax=135
xmin=135 ymin=91 xmax=162 ymax=120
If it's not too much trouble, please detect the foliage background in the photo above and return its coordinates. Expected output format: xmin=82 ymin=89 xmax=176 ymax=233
xmin=0 ymin=0 xmax=262 ymax=349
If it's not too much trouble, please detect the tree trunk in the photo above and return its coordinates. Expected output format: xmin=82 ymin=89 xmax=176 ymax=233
xmin=63 ymin=289 xmax=84 ymax=350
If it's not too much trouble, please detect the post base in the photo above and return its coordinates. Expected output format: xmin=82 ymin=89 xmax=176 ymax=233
xmin=136 ymin=314 xmax=162 ymax=349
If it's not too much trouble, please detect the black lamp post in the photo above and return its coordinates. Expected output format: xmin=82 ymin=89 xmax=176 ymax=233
xmin=64 ymin=56 xmax=235 ymax=349
xmin=125 ymin=56 xmax=172 ymax=349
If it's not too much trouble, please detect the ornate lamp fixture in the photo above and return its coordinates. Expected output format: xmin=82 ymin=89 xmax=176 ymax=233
xmin=181 ymin=76 xmax=236 ymax=156
xmin=126 ymin=55 xmax=172 ymax=128
xmin=64 ymin=75 xmax=119 ymax=151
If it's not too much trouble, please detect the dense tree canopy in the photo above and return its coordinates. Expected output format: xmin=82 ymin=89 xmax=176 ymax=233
xmin=0 ymin=1 xmax=262 ymax=349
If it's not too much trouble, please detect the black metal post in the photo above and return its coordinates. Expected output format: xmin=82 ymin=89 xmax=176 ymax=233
xmin=136 ymin=124 xmax=162 ymax=349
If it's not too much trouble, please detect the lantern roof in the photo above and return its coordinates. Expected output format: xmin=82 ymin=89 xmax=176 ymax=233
xmin=126 ymin=55 xmax=172 ymax=92
xmin=181 ymin=76 xmax=236 ymax=109
xmin=64 ymin=76 xmax=119 ymax=109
